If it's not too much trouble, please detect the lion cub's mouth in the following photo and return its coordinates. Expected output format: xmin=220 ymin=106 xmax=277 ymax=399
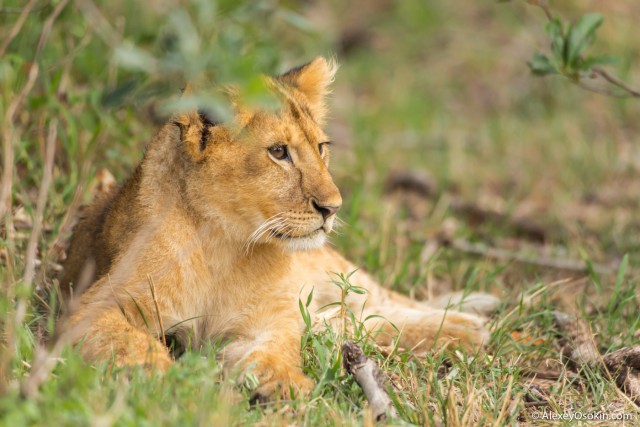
xmin=271 ymin=227 xmax=327 ymax=251
xmin=272 ymin=227 xmax=324 ymax=241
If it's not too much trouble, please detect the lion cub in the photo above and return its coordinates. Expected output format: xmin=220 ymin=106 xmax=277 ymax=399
xmin=59 ymin=57 xmax=492 ymax=400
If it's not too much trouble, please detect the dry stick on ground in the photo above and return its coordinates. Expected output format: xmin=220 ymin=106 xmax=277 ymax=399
xmin=553 ymin=311 xmax=640 ymax=405
xmin=447 ymin=238 xmax=617 ymax=275
xmin=384 ymin=170 xmax=550 ymax=242
xmin=386 ymin=171 xmax=620 ymax=274
xmin=342 ymin=341 xmax=398 ymax=421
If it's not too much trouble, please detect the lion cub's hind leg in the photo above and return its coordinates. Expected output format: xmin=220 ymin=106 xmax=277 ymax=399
xmin=364 ymin=305 xmax=490 ymax=355
xmin=62 ymin=297 xmax=173 ymax=373
xmin=429 ymin=291 xmax=501 ymax=318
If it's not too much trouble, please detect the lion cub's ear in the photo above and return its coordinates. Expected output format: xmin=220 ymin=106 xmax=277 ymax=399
xmin=173 ymin=85 xmax=219 ymax=160
xmin=278 ymin=56 xmax=338 ymax=123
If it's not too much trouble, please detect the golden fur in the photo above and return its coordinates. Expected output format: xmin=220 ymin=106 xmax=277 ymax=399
xmin=59 ymin=57 xmax=492 ymax=400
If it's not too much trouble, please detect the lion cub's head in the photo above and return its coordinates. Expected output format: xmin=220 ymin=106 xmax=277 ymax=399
xmin=168 ymin=57 xmax=342 ymax=252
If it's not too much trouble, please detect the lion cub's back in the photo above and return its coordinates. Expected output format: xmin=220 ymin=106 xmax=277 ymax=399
xmin=59 ymin=189 xmax=117 ymax=302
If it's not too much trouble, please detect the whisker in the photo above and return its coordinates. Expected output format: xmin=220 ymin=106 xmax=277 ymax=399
xmin=242 ymin=212 xmax=286 ymax=255
xmin=246 ymin=215 xmax=288 ymax=256
xmin=334 ymin=215 xmax=348 ymax=228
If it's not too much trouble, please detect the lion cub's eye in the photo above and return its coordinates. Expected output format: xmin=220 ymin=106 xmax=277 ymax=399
xmin=268 ymin=145 xmax=290 ymax=161
xmin=318 ymin=141 xmax=330 ymax=156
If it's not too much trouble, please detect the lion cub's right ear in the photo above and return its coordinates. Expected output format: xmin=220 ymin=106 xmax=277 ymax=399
xmin=278 ymin=57 xmax=338 ymax=124
xmin=172 ymin=85 xmax=220 ymax=161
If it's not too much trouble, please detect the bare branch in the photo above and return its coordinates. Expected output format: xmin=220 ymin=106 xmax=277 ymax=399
xmin=342 ymin=341 xmax=398 ymax=421
xmin=592 ymin=67 xmax=640 ymax=98
xmin=448 ymin=238 xmax=617 ymax=275
xmin=0 ymin=0 xmax=38 ymax=56
xmin=19 ymin=120 xmax=58 ymax=319
xmin=0 ymin=0 xmax=70 ymax=220
xmin=528 ymin=0 xmax=553 ymax=22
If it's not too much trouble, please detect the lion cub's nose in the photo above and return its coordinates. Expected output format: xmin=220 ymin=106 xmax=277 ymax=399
xmin=312 ymin=200 xmax=341 ymax=221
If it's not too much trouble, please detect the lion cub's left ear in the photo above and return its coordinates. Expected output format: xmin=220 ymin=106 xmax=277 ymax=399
xmin=278 ymin=56 xmax=338 ymax=124
xmin=172 ymin=84 xmax=222 ymax=161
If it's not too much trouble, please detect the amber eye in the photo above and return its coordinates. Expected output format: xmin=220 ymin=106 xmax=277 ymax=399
xmin=268 ymin=145 xmax=290 ymax=161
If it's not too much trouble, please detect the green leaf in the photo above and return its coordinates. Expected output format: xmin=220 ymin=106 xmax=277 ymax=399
xmin=276 ymin=8 xmax=313 ymax=31
xmin=579 ymin=54 xmax=618 ymax=71
xmin=545 ymin=18 xmax=565 ymax=65
xmin=306 ymin=287 xmax=314 ymax=308
xmin=607 ymin=254 xmax=628 ymax=315
xmin=566 ymin=13 xmax=604 ymax=69
xmin=114 ymin=43 xmax=158 ymax=71
xmin=528 ymin=53 xmax=557 ymax=76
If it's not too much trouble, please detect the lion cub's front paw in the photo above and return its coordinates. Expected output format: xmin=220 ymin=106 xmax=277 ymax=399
xmin=242 ymin=355 xmax=313 ymax=403
xmin=250 ymin=369 xmax=314 ymax=404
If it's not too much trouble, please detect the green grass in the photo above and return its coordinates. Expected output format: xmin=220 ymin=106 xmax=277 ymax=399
xmin=2 ymin=0 xmax=640 ymax=425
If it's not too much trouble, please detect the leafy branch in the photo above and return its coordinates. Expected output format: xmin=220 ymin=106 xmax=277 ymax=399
xmin=516 ymin=0 xmax=640 ymax=98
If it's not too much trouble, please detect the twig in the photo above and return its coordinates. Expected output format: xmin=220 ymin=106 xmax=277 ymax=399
xmin=575 ymin=80 xmax=639 ymax=99
xmin=448 ymin=238 xmax=617 ymax=275
xmin=0 ymin=4 xmax=47 ymax=14
xmin=20 ymin=337 xmax=66 ymax=398
xmin=0 ymin=1 xmax=68 ymax=392
xmin=342 ymin=341 xmax=398 ymax=421
xmin=18 ymin=120 xmax=58 ymax=322
xmin=528 ymin=0 xmax=553 ymax=23
xmin=527 ymin=0 xmax=640 ymax=99
xmin=592 ymin=67 xmax=640 ymax=98
xmin=0 ymin=64 xmax=38 ymax=221
xmin=0 ymin=0 xmax=69 ymax=220
xmin=385 ymin=170 xmax=550 ymax=242
xmin=147 ymin=274 xmax=166 ymax=347
xmin=2 ymin=120 xmax=57 ymax=395
xmin=75 ymin=0 xmax=123 ymax=47
xmin=0 ymin=0 xmax=38 ymax=56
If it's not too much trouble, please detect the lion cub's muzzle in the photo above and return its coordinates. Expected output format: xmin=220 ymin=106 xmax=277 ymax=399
xmin=311 ymin=199 xmax=341 ymax=222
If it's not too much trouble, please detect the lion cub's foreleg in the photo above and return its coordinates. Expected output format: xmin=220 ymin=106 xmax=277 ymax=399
xmin=222 ymin=302 xmax=313 ymax=402
xmin=62 ymin=290 xmax=173 ymax=372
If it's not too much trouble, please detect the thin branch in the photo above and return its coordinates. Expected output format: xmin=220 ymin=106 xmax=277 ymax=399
xmin=75 ymin=0 xmax=123 ymax=47
xmin=18 ymin=120 xmax=58 ymax=320
xmin=575 ymin=80 xmax=639 ymax=98
xmin=592 ymin=67 xmax=640 ymax=98
xmin=526 ymin=0 xmax=640 ymax=99
xmin=0 ymin=0 xmax=38 ymax=56
xmin=385 ymin=170 xmax=550 ymax=242
xmin=342 ymin=341 xmax=398 ymax=421
xmin=0 ymin=0 xmax=69 ymax=220
xmin=528 ymin=0 xmax=553 ymax=22
xmin=19 ymin=337 xmax=66 ymax=398
xmin=0 ymin=4 xmax=47 ymax=14
xmin=447 ymin=238 xmax=617 ymax=275
xmin=2 ymin=120 xmax=57 ymax=395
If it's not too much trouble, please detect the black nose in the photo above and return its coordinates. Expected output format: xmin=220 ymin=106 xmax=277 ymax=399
xmin=312 ymin=200 xmax=340 ymax=220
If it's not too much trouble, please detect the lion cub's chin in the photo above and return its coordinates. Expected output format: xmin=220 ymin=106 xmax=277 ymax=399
xmin=282 ymin=230 xmax=327 ymax=252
